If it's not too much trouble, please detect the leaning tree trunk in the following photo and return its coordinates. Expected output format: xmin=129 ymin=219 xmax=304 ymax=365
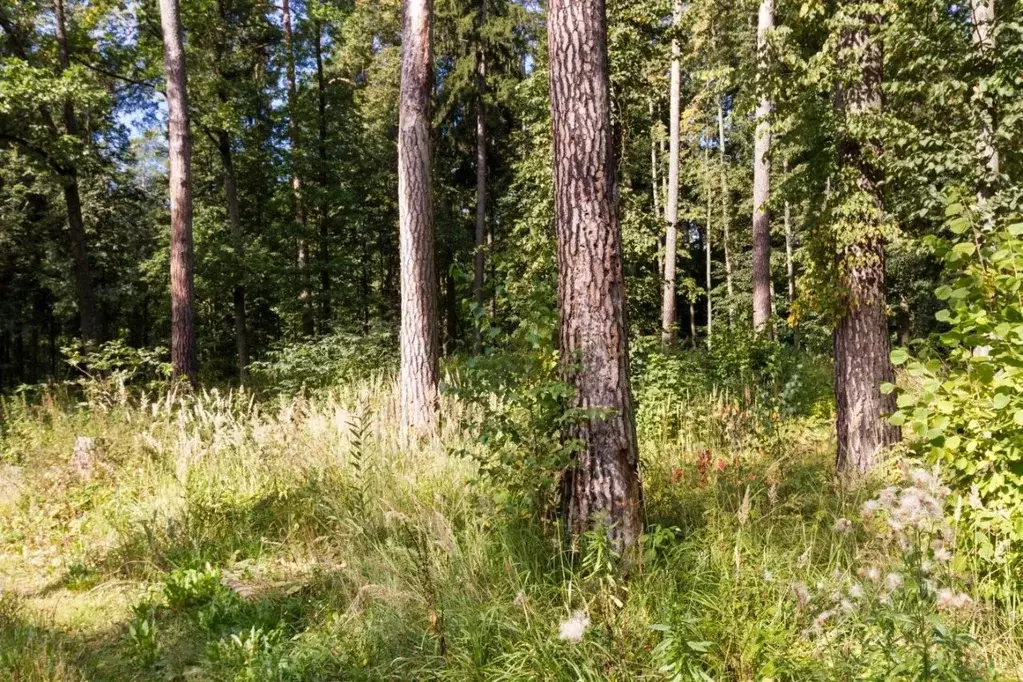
xmin=660 ymin=0 xmax=683 ymax=347
xmin=547 ymin=0 xmax=643 ymax=552
xmin=158 ymin=0 xmax=197 ymax=383
xmin=282 ymin=0 xmax=315 ymax=336
xmin=834 ymin=0 xmax=900 ymax=474
xmin=398 ymin=0 xmax=440 ymax=432
xmin=472 ymin=0 xmax=487 ymax=353
xmin=751 ymin=0 xmax=774 ymax=334
xmin=217 ymin=131 xmax=249 ymax=380
xmin=53 ymin=0 xmax=98 ymax=343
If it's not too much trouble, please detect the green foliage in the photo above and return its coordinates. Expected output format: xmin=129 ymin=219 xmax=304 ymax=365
xmin=888 ymin=203 xmax=1023 ymax=595
xmin=248 ymin=330 xmax=396 ymax=395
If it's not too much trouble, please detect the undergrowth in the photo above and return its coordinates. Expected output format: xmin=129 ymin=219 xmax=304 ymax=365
xmin=0 ymin=347 xmax=1020 ymax=680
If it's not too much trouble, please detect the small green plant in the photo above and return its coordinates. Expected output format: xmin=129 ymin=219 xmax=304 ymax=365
xmin=204 ymin=627 xmax=292 ymax=682
xmin=163 ymin=564 xmax=241 ymax=630
xmin=127 ymin=598 xmax=161 ymax=668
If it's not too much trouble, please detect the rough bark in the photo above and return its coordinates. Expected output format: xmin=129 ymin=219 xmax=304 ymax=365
xmin=473 ymin=0 xmax=487 ymax=352
xmin=282 ymin=0 xmax=314 ymax=336
xmin=660 ymin=0 xmax=683 ymax=347
xmin=751 ymin=0 xmax=773 ymax=333
xmin=547 ymin=0 xmax=643 ymax=552
xmin=398 ymin=0 xmax=440 ymax=432
xmin=834 ymin=2 xmax=900 ymax=474
xmin=52 ymin=0 xmax=98 ymax=343
xmin=717 ymin=102 xmax=733 ymax=322
xmin=159 ymin=0 xmax=198 ymax=383
xmin=217 ymin=131 xmax=249 ymax=380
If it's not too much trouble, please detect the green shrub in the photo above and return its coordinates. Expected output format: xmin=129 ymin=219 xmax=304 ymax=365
xmin=889 ymin=204 xmax=1023 ymax=596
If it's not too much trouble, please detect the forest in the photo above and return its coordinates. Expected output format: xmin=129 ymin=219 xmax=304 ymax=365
xmin=1 ymin=0 xmax=1022 ymax=676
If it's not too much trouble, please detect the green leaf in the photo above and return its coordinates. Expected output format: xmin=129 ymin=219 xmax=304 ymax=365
xmin=952 ymin=242 xmax=976 ymax=257
xmin=890 ymin=348 xmax=910 ymax=366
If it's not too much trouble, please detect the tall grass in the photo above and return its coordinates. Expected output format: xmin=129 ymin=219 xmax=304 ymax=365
xmin=0 ymin=372 xmax=1020 ymax=680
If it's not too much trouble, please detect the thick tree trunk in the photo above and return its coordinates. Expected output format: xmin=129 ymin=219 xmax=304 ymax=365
xmin=473 ymin=0 xmax=487 ymax=353
xmin=751 ymin=0 xmax=773 ymax=334
xmin=217 ymin=131 xmax=249 ymax=380
xmin=547 ymin=0 xmax=643 ymax=552
xmin=53 ymin=0 xmax=98 ymax=343
xmin=834 ymin=2 xmax=900 ymax=474
xmin=159 ymin=0 xmax=198 ymax=383
xmin=717 ymin=102 xmax=733 ymax=323
xmin=398 ymin=0 xmax=439 ymax=432
xmin=660 ymin=0 xmax=683 ymax=347
xmin=315 ymin=21 xmax=333 ymax=325
xmin=282 ymin=0 xmax=315 ymax=336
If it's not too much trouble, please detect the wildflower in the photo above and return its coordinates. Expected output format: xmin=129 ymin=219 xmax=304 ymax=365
xmin=839 ymin=599 xmax=855 ymax=614
xmin=860 ymin=499 xmax=880 ymax=519
xmin=791 ymin=582 xmax=811 ymax=608
xmin=558 ymin=610 xmax=590 ymax=643
xmin=936 ymin=588 xmax=956 ymax=610
xmin=885 ymin=573 xmax=903 ymax=591
xmin=513 ymin=591 xmax=527 ymax=607
xmin=910 ymin=468 xmax=931 ymax=489
xmin=865 ymin=567 xmax=881 ymax=582
xmin=920 ymin=560 xmax=933 ymax=574
xmin=834 ymin=518 xmax=852 ymax=534
xmin=969 ymin=485 xmax=983 ymax=510
xmin=953 ymin=592 xmax=973 ymax=609
xmin=878 ymin=592 xmax=891 ymax=605
xmin=848 ymin=583 xmax=865 ymax=600
xmin=815 ymin=610 xmax=834 ymax=627
xmin=934 ymin=547 xmax=952 ymax=562
xmin=878 ymin=487 xmax=899 ymax=507
xmin=763 ymin=569 xmax=774 ymax=583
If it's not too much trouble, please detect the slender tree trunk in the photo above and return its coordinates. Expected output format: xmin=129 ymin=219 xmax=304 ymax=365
xmin=159 ymin=0 xmax=198 ymax=383
xmin=704 ymin=142 xmax=713 ymax=347
xmin=717 ymin=102 xmax=733 ymax=323
xmin=472 ymin=0 xmax=487 ymax=352
xmin=689 ymin=301 xmax=696 ymax=347
xmin=53 ymin=0 xmax=98 ymax=343
xmin=971 ymin=0 xmax=998 ymax=202
xmin=283 ymin=0 xmax=315 ymax=336
xmin=751 ymin=0 xmax=774 ymax=333
xmin=547 ymin=0 xmax=643 ymax=552
xmin=834 ymin=1 xmax=900 ymax=474
xmin=784 ymin=162 xmax=795 ymax=307
xmin=315 ymin=20 xmax=333 ymax=325
xmin=650 ymin=102 xmax=660 ymax=219
xmin=398 ymin=0 xmax=439 ymax=432
xmin=217 ymin=131 xmax=249 ymax=380
xmin=660 ymin=0 xmax=683 ymax=347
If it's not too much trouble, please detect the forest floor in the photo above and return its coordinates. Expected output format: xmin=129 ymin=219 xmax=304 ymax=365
xmin=1 ymin=369 xmax=1022 ymax=680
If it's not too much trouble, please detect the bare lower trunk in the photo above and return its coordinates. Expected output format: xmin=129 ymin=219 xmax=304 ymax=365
xmin=217 ymin=132 xmax=249 ymax=380
xmin=398 ymin=0 xmax=439 ymax=432
xmin=751 ymin=0 xmax=774 ymax=334
xmin=660 ymin=0 xmax=683 ymax=347
xmin=718 ymin=102 xmax=733 ymax=322
xmin=834 ymin=1 xmax=900 ymax=473
xmin=159 ymin=0 xmax=197 ymax=383
xmin=473 ymin=0 xmax=487 ymax=352
xmin=283 ymin=0 xmax=314 ymax=336
xmin=53 ymin=0 xmax=98 ymax=343
xmin=547 ymin=0 xmax=643 ymax=552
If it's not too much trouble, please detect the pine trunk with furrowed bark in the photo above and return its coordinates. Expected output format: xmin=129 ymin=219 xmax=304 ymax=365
xmin=398 ymin=0 xmax=440 ymax=432
xmin=547 ymin=0 xmax=643 ymax=552
xmin=834 ymin=0 xmax=900 ymax=474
